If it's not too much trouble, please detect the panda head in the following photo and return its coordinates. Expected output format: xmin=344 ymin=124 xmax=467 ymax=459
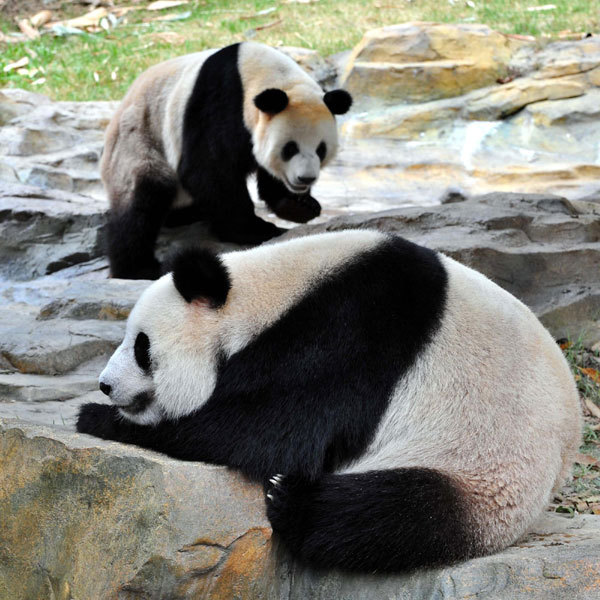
xmin=252 ymin=87 xmax=352 ymax=195
xmin=98 ymin=249 xmax=231 ymax=425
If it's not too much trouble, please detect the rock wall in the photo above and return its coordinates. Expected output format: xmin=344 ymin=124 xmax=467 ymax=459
xmin=2 ymin=420 xmax=599 ymax=600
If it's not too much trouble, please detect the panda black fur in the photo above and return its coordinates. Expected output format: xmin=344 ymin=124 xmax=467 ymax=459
xmin=101 ymin=42 xmax=352 ymax=280
xmin=77 ymin=230 xmax=581 ymax=572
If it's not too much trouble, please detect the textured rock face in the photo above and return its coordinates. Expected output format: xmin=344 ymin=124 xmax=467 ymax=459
xmin=0 ymin=420 xmax=278 ymax=600
xmin=342 ymin=32 xmax=600 ymax=201
xmin=1 ymin=420 xmax=599 ymax=600
xmin=341 ymin=23 xmax=526 ymax=104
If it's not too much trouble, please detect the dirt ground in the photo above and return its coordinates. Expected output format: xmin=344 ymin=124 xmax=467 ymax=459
xmin=0 ymin=0 xmax=96 ymax=18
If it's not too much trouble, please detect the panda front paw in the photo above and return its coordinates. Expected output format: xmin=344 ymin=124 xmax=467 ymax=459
xmin=214 ymin=217 xmax=285 ymax=245
xmin=76 ymin=402 xmax=121 ymax=440
xmin=271 ymin=195 xmax=321 ymax=224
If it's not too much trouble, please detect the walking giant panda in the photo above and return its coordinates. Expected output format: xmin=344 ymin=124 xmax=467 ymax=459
xmin=77 ymin=230 xmax=581 ymax=572
xmin=101 ymin=42 xmax=352 ymax=280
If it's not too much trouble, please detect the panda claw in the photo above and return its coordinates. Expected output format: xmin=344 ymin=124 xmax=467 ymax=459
xmin=267 ymin=493 xmax=274 ymax=501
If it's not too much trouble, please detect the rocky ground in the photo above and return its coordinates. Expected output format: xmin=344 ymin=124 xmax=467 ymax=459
xmin=1 ymin=22 xmax=600 ymax=599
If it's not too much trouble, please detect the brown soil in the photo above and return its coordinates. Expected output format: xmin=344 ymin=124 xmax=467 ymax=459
xmin=0 ymin=1 xmax=82 ymax=19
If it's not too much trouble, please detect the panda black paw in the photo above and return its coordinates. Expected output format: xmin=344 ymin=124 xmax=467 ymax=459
xmin=76 ymin=402 xmax=121 ymax=440
xmin=271 ymin=195 xmax=321 ymax=224
xmin=265 ymin=473 xmax=315 ymax=548
xmin=214 ymin=218 xmax=285 ymax=245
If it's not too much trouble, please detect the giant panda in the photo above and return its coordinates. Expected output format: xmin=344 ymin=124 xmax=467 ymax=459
xmin=101 ymin=42 xmax=352 ymax=280
xmin=77 ymin=230 xmax=581 ymax=572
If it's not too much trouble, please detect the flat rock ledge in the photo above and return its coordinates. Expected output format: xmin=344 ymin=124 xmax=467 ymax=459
xmin=1 ymin=419 xmax=599 ymax=600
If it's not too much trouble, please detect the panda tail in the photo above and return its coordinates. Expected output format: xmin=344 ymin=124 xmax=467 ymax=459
xmin=266 ymin=468 xmax=480 ymax=572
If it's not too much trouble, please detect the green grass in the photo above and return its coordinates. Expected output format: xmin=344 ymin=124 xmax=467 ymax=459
xmin=1 ymin=0 xmax=598 ymax=101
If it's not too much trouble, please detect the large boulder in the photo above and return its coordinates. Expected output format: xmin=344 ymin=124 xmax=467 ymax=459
xmin=340 ymin=23 xmax=529 ymax=105
xmin=1 ymin=419 xmax=599 ymax=600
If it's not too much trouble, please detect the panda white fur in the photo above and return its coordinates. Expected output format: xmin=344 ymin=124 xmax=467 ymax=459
xmin=101 ymin=42 xmax=352 ymax=280
xmin=77 ymin=230 xmax=581 ymax=572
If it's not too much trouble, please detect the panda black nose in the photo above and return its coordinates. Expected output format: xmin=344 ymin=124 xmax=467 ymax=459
xmin=298 ymin=176 xmax=316 ymax=185
xmin=99 ymin=382 xmax=112 ymax=397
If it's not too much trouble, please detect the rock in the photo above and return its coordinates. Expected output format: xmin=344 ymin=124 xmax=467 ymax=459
xmin=0 ymin=419 xmax=278 ymax=600
xmin=465 ymin=78 xmax=585 ymax=120
xmin=0 ymin=182 xmax=106 ymax=281
xmin=280 ymin=46 xmax=337 ymax=89
xmin=0 ymin=89 xmax=51 ymax=125
xmin=280 ymin=192 xmax=600 ymax=346
xmin=522 ymin=89 xmax=600 ymax=126
xmin=338 ymin=27 xmax=600 ymax=202
xmin=341 ymin=23 xmax=529 ymax=105
xmin=0 ymin=90 xmax=117 ymax=200
xmin=0 ymin=277 xmax=147 ymax=376
xmin=1 ymin=419 xmax=599 ymax=599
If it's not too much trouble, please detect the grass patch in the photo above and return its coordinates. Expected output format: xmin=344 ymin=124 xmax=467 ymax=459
xmin=1 ymin=0 xmax=599 ymax=101
xmin=555 ymin=338 xmax=600 ymax=515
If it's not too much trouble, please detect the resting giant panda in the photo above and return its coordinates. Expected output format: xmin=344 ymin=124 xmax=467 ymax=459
xmin=101 ymin=42 xmax=352 ymax=280
xmin=77 ymin=230 xmax=581 ymax=572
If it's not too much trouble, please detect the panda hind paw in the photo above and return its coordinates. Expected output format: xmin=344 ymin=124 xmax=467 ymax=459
xmin=266 ymin=473 xmax=315 ymax=543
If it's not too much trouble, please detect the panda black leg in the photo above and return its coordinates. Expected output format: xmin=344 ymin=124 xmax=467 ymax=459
xmin=207 ymin=180 xmax=285 ymax=244
xmin=106 ymin=174 xmax=177 ymax=279
xmin=257 ymin=167 xmax=321 ymax=224
xmin=266 ymin=469 xmax=476 ymax=573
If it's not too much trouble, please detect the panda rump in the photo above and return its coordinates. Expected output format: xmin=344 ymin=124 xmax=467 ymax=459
xmin=77 ymin=230 xmax=581 ymax=573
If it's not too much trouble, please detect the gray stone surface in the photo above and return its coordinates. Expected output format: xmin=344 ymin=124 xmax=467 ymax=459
xmin=1 ymin=419 xmax=599 ymax=600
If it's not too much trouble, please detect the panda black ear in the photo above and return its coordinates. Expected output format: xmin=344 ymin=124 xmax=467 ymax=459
xmin=254 ymin=88 xmax=289 ymax=115
xmin=323 ymin=89 xmax=353 ymax=115
xmin=170 ymin=248 xmax=231 ymax=307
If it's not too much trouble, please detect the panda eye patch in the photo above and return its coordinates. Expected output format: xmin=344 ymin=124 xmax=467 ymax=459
xmin=316 ymin=141 xmax=327 ymax=162
xmin=134 ymin=332 xmax=152 ymax=373
xmin=281 ymin=141 xmax=299 ymax=161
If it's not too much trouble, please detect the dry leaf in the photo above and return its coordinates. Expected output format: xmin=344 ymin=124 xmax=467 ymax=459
xmin=49 ymin=7 xmax=109 ymax=30
xmin=585 ymin=398 xmax=600 ymax=419
xmin=255 ymin=18 xmax=283 ymax=31
xmin=3 ymin=56 xmax=29 ymax=73
xmin=506 ymin=33 xmax=536 ymax=42
xmin=147 ymin=0 xmax=189 ymax=10
xmin=579 ymin=367 xmax=600 ymax=383
xmin=241 ymin=7 xmax=277 ymax=20
xmin=526 ymin=4 xmax=556 ymax=11
xmin=31 ymin=77 xmax=46 ymax=86
xmin=146 ymin=11 xmax=191 ymax=22
xmin=149 ymin=31 xmax=187 ymax=45
xmin=113 ymin=7 xmax=142 ymax=18
xmin=17 ymin=19 xmax=40 ymax=40
xmin=575 ymin=453 xmax=599 ymax=467
xmin=30 ymin=10 xmax=52 ymax=28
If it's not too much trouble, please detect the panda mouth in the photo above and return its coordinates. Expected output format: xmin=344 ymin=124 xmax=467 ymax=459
xmin=284 ymin=177 xmax=310 ymax=195
xmin=119 ymin=391 xmax=154 ymax=415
